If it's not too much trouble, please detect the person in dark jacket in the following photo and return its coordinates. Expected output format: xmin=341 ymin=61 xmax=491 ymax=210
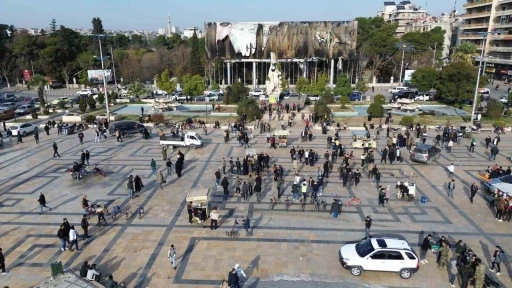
xmin=80 ymin=150 xmax=86 ymax=164
xmin=323 ymin=161 xmax=330 ymax=178
xmin=227 ymin=268 xmax=239 ymax=288
xmin=104 ymin=275 xmax=118 ymax=288
xmin=53 ymin=142 xmax=61 ymax=157
xmin=62 ymin=218 xmax=71 ymax=243
xmin=420 ymin=234 xmax=432 ymax=263
xmin=81 ymin=214 xmax=89 ymax=240
xmin=221 ymin=177 xmax=230 ymax=196
xmin=80 ymin=261 xmax=90 ymax=277
xmin=38 ymin=192 xmax=52 ymax=214
xmin=364 ymin=216 xmax=372 ymax=238
xmin=175 ymin=158 xmax=183 ymax=177
xmin=380 ymin=147 xmax=388 ymax=163
xmin=85 ymin=150 xmax=90 ymax=166
xmin=57 ymin=225 xmax=67 ymax=251
xmin=134 ymin=175 xmax=144 ymax=194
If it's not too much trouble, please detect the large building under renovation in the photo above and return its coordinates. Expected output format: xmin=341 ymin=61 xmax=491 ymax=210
xmin=204 ymin=21 xmax=358 ymax=88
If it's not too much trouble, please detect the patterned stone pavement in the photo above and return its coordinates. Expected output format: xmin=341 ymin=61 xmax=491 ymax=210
xmin=0 ymin=122 xmax=510 ymax=288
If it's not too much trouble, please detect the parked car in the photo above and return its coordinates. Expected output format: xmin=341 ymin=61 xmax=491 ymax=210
xmin=499 ymin=94 xmax=509 ymax=104
xmin=482 ymin=174 xmax=512 ymax=196
xmin=0 ymin=102 xmax=17 ymax=111
xmin=153 ymin=89 xmax=168 ymax=96
xmin=10 ymin=123 xmax=36 ymax=136
xmin=50 ymin=81 xmax=62 ymax=89
xmin=392 ymin=90 xmax=416 ymax=101
xmin=389 ymin=86 xmax=408 ymax=94
xmin=349 ymin=91 xmax=362 ymax=101
xmin=339 ymin=237 xmax=419 ymax=279
xmin=409 ymin=144 xmax=441 ymax=164
xmin=15 ymin=104 xmax=36 ymax=115
xmin=198 ymin=94 xmax=219 ymax=101
xmin=250 ymin=89 xmax=265 ymax=97
xmin=308 ymin=95 xmax=320 ymax=101
xmin=414 ymin=94 xmax=430 ymax=101
xmin=0 ymin=109 xmax=14 ymax=121
xmin=108 ymin=120 xmax=145 ymax=136
xmin=1 ymin=93 xmax=16 ymax=102
xmin=76 ymin=89 xmax=96 ymax=96
xmin=51 ymin=97 xmax=69 ymax=105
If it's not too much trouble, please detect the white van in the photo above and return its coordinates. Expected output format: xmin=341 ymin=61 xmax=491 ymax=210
xmin=389 ymin=87 xmax=407 ymax=94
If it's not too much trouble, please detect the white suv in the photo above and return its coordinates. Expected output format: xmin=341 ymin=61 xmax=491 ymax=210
xmin=339 ymin=237 xmax=419 ymax=279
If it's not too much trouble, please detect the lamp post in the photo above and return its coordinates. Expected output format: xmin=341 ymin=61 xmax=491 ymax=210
xmin=470 ymin=32 xmax=496 ymax=122
xmin=92 ymin=34 xmax=110 ymax=119
xmin=396 ymin=42 xmax=414 ymax=85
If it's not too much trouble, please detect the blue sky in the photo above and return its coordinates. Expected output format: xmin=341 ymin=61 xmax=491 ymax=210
xmin=2 ymin=0 xmax=462 ymax=31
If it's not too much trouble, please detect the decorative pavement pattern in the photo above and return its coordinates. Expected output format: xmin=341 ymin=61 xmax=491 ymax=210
xmin=0 ymin=123 xmax=511 ymax=288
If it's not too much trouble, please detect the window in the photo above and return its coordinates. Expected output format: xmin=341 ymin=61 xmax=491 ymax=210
xmin=370 ymin=252 xmax=387 ymax=260
xmin=189 ymin=136 xmax=197 ymax=140
xmin=355 ymin=239 xmax=375 ymax=257
xmin=386 ymin=251 xmax=404 ymax=260
xmin=405 ymin=252 xmax=417 ymax=260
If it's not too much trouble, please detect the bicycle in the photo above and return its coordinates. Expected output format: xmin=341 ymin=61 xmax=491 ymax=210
xmin=269 ymin=193 xmax=280 ymax=209
xmin=137 ymin=205 xmax=145 ymax=219
xmin=124 ymin=204 xmax=132 ymax=220
xmin=225 ymin=219 xmax=240 ymax=240
xmin=284 ymin=196 xmax=291 ymax=211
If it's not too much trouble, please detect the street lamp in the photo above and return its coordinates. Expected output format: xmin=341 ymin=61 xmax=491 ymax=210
xmin=470 ymin=32 xmax=497 ymax=122
xmin=92 ymin=34 xmax=110 ymax=119
xmin=396 ymin=42 xmax=414 ymax=85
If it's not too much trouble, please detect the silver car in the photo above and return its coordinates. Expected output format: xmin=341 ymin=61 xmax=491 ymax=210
xmin=409 ymin=144 xmax=441 ymax=164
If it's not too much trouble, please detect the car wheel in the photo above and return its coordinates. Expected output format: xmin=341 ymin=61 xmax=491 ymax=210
xmin=399 ymin=268 xmax=412 ymax=279
xmin=22 ymin=131 xmax=27 ymax=137
xmin=190 ymin=144 xmax=196 ymax=149
xmin=349 ymin=266 xmax=363 ymax=276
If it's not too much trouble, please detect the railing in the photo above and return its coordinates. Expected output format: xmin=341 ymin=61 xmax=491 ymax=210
xmin=461 ymin=23 xmax=490 ymax=28
xmin=489 ymin=46 xmax=512 ymax=52
xmin=494 ymin=22 xmax=512 ymax=27
xmin=459 ymin=33 xmax=486 ymax=39
xmin=463 ymin=0 xmax=493 ymax=8
xmin=495 ymin=10 xmax=512 ymax=16
xmin=461 ymin=11 xmax=491 ymax=18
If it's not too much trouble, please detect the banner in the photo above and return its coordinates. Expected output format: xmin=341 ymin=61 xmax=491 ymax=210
xmin=404 ymin=70 xmax=415 ymax=82
xmin=87 ymin=70 xmax=112 ymax=83
xmin=23 ymin=70 xmax=32 ymax=82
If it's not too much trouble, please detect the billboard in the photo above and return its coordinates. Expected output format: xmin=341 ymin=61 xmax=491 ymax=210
xmin=404 ymin=70 xmax=415 ymax=83
xmin=204 ymin=21 xmax=358 ymax=60
xmin=87 ymin=70 xmax=112 ymax=83
xmin=23 ymin=70 xmax=32 ymax=82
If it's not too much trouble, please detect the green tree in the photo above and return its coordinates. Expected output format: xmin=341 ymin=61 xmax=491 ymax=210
xmin=296 ymin=77 xmax=310 ymax=95
xmin=508 ymin=92 xmax=512 ymax=105
xmin=310 ymin=73 xmax=329 ymax=95
xmin=97 ymin=92 xmax=105 ymax=105
xmin=374 ymin=94 xmax=386 ymax=104
xmin=436 ymin=62 xmax=477 ymax=104
xmin=29 ymin=74 xmax=48 ymax=113
xmin=333 ymin=73 xmax=352 ymax=97
xmin=156 ymin=69 xmax=177 ymax=93
xmin=340 ymin=95 xmax=350 ymax=109
xmin=49 ymin=19 xmax=57 ymax=34
xmin=153 ymin=35 xmax=170 ymax=49
xmin=128 ymin=80 xmax=147 ymax=100
xmin=224 ymin=81 xmax=249 ymax=104
xmin=356 ymin=80 xmax=369 ymax=94
xmin=399 ymin=115 xmax=415 ymax=126
xmin=112 ymin=34 xmax=130 ymax=49
xmin=452 ymin=42 xmax=477 ymax=64
xmin=130 ymin=35 xmax=146 ymax=47
xmin=281 ymin=78 xmax=288 ymax=92
xmin=314 ymin=99 xmax=332 ymax=122
xmin=188 ymin=31 xmax=204 ymax=76
xmin=107 ymin=91 xmax=118 ymax=104
xmin=320 ymin=87 xmax=334 ymax=104
xmin=79 ymin=96 xmax=87 ymax=113
xmin=236 ymin=98 xmax=262 ymax=121
xmin=182 ymin=74 xmax=205 ymax=96
xmin=87 ymin=95 xmax=96 ymax=110
xmin=411 ymin=67 xmax=439 ymax=92
xmin=367 ymin=102 xmax=385 ymax=118
xmin=92 ymin=17 xmax=105 ymax=35
xmin=486 ymin=99 xmax=504 ymax=119
xmin=211 ymin=81 xmax=220 ymax=91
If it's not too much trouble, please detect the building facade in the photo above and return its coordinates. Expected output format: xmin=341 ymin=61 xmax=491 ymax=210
xmin=460 ymin=0 xmax=512 ymax=79
xmin=183 ymin=27 xmax=202 ymax=38
xmin=378 ymin=1 xmax=427 ymax=37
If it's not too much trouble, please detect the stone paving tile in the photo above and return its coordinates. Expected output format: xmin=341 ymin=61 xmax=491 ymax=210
xmin=0 ymin=125 xmax=511 ymax=288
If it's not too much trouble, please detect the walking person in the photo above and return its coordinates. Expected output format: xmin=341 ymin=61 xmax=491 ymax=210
xmin=222 ymin=158 xmax=227 ymax=174
xmin=420 ymin=234 xmax=432 ymax=263
xmin=474 ymin=258 xmax=486 ymax=288
xmin=94 ymin=130 xmax=100 ymax=143
xmin=126 ymin=176 xmax=134 ymax=199
xmin=485 ymin=135 xmax=492 ymax=149
xmin=449 ymin=259 xmax=458 ymax=287
xmin=447 ymin=179 xmax=455 ymax=199
xmin=489 ymin=145 xmax=499 ymax=161
xmin=16 ymin=130 xmax=22 ymax=144
xmin=37 ymin=192 xmax=52 ymax=214
xmin=438 ymin=241 xmax=449 ymax=269
xmin=187 ymin=202 xmax=194 ymax=224
xmin=157 ymin=171 xmax=165 ymax=190
xmin=78 ymin=132 xmax=84 ymax=144
xmin=62 ymin=218 xmax=71 ymax=243
xmin=81 ymin=214 xmax=89 ymax=240
xmin=0 ymin=247 xmax=7 ymax=274
xmin=134 ymin=175 xmax=144 ymax=195
xmin=364 ymin=215 xmax=372 ymax=238
xmin=57 ymin=225 xmax=67 ymax=251
xmin=150 ymin=159 xmax=157 ymax=175
xmin=68 ymin=226 xmax=79 ymax=252
xmin=221 ymin=177 xmax=229 ymax=196
xmin=115 ymin=129 xmax=122 ymax=142
xmin=469 ymin=138 xmax=476 ymax=153
xmin=85 ymin=150 xmax=90 ymax=166
xmin=491 ymin=246 xmax=502 ymax=275
xmin=168 ymin=244 xmax=177 ymax=270
xmin=210 ymin=207 xmax=219 ymax=230
xmin=447 ymin=163 xmax=455 ymax=178
xmin=470 ymin=182 xmax=478 ymax=203
xmin=53 ymin=142 xmax=61 ymax=157
xmin=166 ymin=158 xmax=173 ymax=176
xmin=34 ymin=129 xmax=39 ymax=144
xmin=162 ymin=146 xmax=167 ymax=161
xmin=242 ymin=215 xmax=251 ymax=236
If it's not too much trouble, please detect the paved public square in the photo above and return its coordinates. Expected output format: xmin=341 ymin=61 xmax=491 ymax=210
xmin=0 ymin=118 xmax=510 ymax=288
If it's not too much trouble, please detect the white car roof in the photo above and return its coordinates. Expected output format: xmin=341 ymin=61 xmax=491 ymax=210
xmin=372 ymin=238 xmax=411 ymax=250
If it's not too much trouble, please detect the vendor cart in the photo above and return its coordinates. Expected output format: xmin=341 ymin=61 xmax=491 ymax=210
xmin=351 ymin=131 xmax=376 ymax=149
xmin=186 ymin=188 xmax=211 ymax=224
xmin=395 ymin=172 xmax=417 ymax=200
xmin=274 ymin=130 xmax=290 ymax=148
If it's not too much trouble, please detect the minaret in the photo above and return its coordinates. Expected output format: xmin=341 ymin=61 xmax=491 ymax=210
xmin=167 ymin=14 xmax=171 ymax=38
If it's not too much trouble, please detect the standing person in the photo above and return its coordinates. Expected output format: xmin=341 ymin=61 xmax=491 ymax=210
xmin=470 ymin=182 xmax=479 ymax=203
xmin=474 ymin=258 xmax=486 ymax=288
xmin=447 ymin=139 xmax=453 ymax=153
xmin=227 ymin=268 xmax=239 ymax=288
xmin=380 ymin=147 xmax=388 ymax=163
xmin=80 ymin=150 xmax=86 ymax=164
xmin=490 ymin=145 xmax=499 ymax=161
xmin=157 ymin=171 xmax=164 ymax=190
xmin=165 ymin=158 xmax=173 ymax=176
xmin=53 ymin=142 xmax=61 ymax=157
xmin=34 ymin=129 xmax=39 ymax=144
xmin=0 ymin=247 xmax=6 ymax=274
xmin=447 ymin=179 xmax=455 ymax=199
xmin=126 ymin=176 xmax=134 ymax=199
xmin=150 ymin=159 xmax=157 ymax=175
xmin=78 ymin=131 xmax=84 ymax=144
xmin=81 ymin=214 xmax=89 ymax=240
xmin=276 ymin=177 xmax=283 ymax=199
xmin=214 ymin=169 xmax=221 ymax=187
xmin=134 ymin=175 xmax=144 ymax=194
xmin=44 ymin=124 xmax=50 ymax=136
xmin=229 ymin=157 xmax=234 ymax=175
xmin=168 ymin=244 xmax=177 ymax=270
xmin=438 ymin=241 xmax=449 ymax=269
xmin=221 ymin=177 xmax=229 ymax=196
xmin=449 ymin=259 xmax=458 ymax=287
xmin=447 ymin=163 xmax=455 ymax=178
xmin=222 ymin=158 xmax=227 ymax=174
xmin=175 ymin=157 xmax=183 ymax=177
xmin=37 ymin=192 xmax=52 ymax=214
xmin=115 ymin=129 xmax=122 ymax=142
xmin=210 ymin=207 xmax=219 ymax=230
xmin=254 ymin=178 xmax=262 ymax=202
xmin=94 ymin=130 xmax=100 ymax=143
xmin=68 ymin=226 xmax=79 ymax=252
xmin=420 ymin=234 xmax=432 ymax=263
xmin=162 ymin=146 xmax=167 ymax=161
xmin=242 ymin=215 xmax=250 ymax=236
xmin=187 ymin=202 xmax=194 ymax=225
xmin=459 ymin=261 xmax=473 ymax=288
xmin=354 ymin=169 xmax=361 ymax=187
xmin=469 ymin=138 xmax=476 ymax=153
xmin=364 ymin=215 xmax=372 ymax=238
xmin=491 ymin=246 xmax=502 ymax=275
xmin=241 ymin=181 xmax=249 ymax=201
xmin=16 ymin=131 xmax=22 ymax=144
xmin=57 ymin=225 xmax=67 ymax=252
xmin=85 ymin=150 xmax=90 ymax=166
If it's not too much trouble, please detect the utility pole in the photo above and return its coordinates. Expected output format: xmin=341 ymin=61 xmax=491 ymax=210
xmin=471 ymin=32 xmax=496 ymax=121
xmin=92 ymin=34 xmax=110 ymax=119
xmin=110 ymin=46 xmax=118 ymax=87
xmin=432 ymin=42 xmax=437 ymax=68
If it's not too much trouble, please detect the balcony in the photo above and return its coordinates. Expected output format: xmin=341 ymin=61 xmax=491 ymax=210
xmin=464 ymin=0 xmax=493 ymax=8
xmin=459 ymin=33 xmax=486 ymax=39
xmin=495 ymin=10 xmax=512 ymax=16
xmin=462 ymin=11 xmax=492 ymax=19
xmin=490 ymin=34 xmax=512 ymax=40
xmin=494 ymin=22 xmax=512 ymax=28
xmin=499 ymin=0 xmax=512 ymax=4
xmin=460 ymin=22 xmax=490 ymax=29
xmin=489 ymin=46 xmax=512 ymax=52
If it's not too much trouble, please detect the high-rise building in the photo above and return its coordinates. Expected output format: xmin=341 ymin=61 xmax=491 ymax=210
xmin=459 ymin=0 xmax=512 ymax=78
xmin=378 ymin=1 xmax=428 ymax=37
xmin=171 ymin=26 xmax=180 ymax=34
xmin=158 ymin=28 xmax=166 ymax=35
xmin=167 ymin=14 xmax=171 ymax=38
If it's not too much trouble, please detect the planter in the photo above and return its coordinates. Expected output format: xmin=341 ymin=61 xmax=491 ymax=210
xmin=96 ymin=114 xmax=122 ymax=122
xmin=62 ymin=113 xmax=85 ymax=123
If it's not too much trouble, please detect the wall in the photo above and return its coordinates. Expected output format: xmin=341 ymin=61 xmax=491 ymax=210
xmin=204 ymin=21 xmax=358 ymax=60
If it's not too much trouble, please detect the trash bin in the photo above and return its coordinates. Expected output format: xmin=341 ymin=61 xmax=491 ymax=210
xmin=322 ymin=126 xmax=327 ymax=135
xmin=50 ymin=261 xmax=64 ymax=277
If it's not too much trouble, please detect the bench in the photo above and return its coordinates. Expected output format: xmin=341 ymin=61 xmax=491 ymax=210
xmin=479 ymin=127 xmax=493 ymax=132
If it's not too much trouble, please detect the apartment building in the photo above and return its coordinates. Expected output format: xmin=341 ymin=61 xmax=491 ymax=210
xmin=460 ymin=0 xmax=512 ymax=79
xmin=378 ymin=1 xmax=428 ymax=37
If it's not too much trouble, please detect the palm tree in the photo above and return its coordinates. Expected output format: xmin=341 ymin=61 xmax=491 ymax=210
xmin=29 ymin=74 xmax=48 ymax=113
xmin=128 ymin=80 xmax=147 ymax=101
xmin=452 ymin=42 xmax=477 ymax=64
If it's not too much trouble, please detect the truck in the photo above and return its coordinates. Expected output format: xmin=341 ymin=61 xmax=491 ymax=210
xmin=160 ymin=131 xmax=204 ymax=149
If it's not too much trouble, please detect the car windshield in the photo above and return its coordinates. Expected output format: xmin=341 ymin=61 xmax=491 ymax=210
xmin=355 ymin=239 xmax=375 ymax=257
xmin=413 ymin=148 xmax=428 ymax=154
xmin=499 ymin=175 xmax=512 ymax=184
xmin=195 ymin=134 xmax=203 ymax=141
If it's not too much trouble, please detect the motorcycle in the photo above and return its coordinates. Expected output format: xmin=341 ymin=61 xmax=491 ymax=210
xmin=66 ymin=164 xmax=106 ymax=179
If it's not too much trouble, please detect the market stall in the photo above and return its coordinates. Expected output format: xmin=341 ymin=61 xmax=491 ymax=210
xmin=186 ymin=188 xmax=211 ymax=224
xmin=274 ymin=130 xmax=290 ymax=148
xmin=351 ymin=131 xmax=376 ymax=149
xmin=395 ymin=173 xmax=417 ymax=199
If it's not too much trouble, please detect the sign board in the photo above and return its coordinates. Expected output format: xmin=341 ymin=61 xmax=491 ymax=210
xmin=500 ymin=70 xmax=508 ymax=75
xmin=486 ymin=68 xmax=496 ymax=73
xmin=87 ymin=70 xmax=112 ymax=83
xmin=508 ymin=70 xmax=512 ymax=76
xmin=23 ymin=70 xmax=32 ymax=82
xmin=404 ymin=70 xmax=415 ymax=82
